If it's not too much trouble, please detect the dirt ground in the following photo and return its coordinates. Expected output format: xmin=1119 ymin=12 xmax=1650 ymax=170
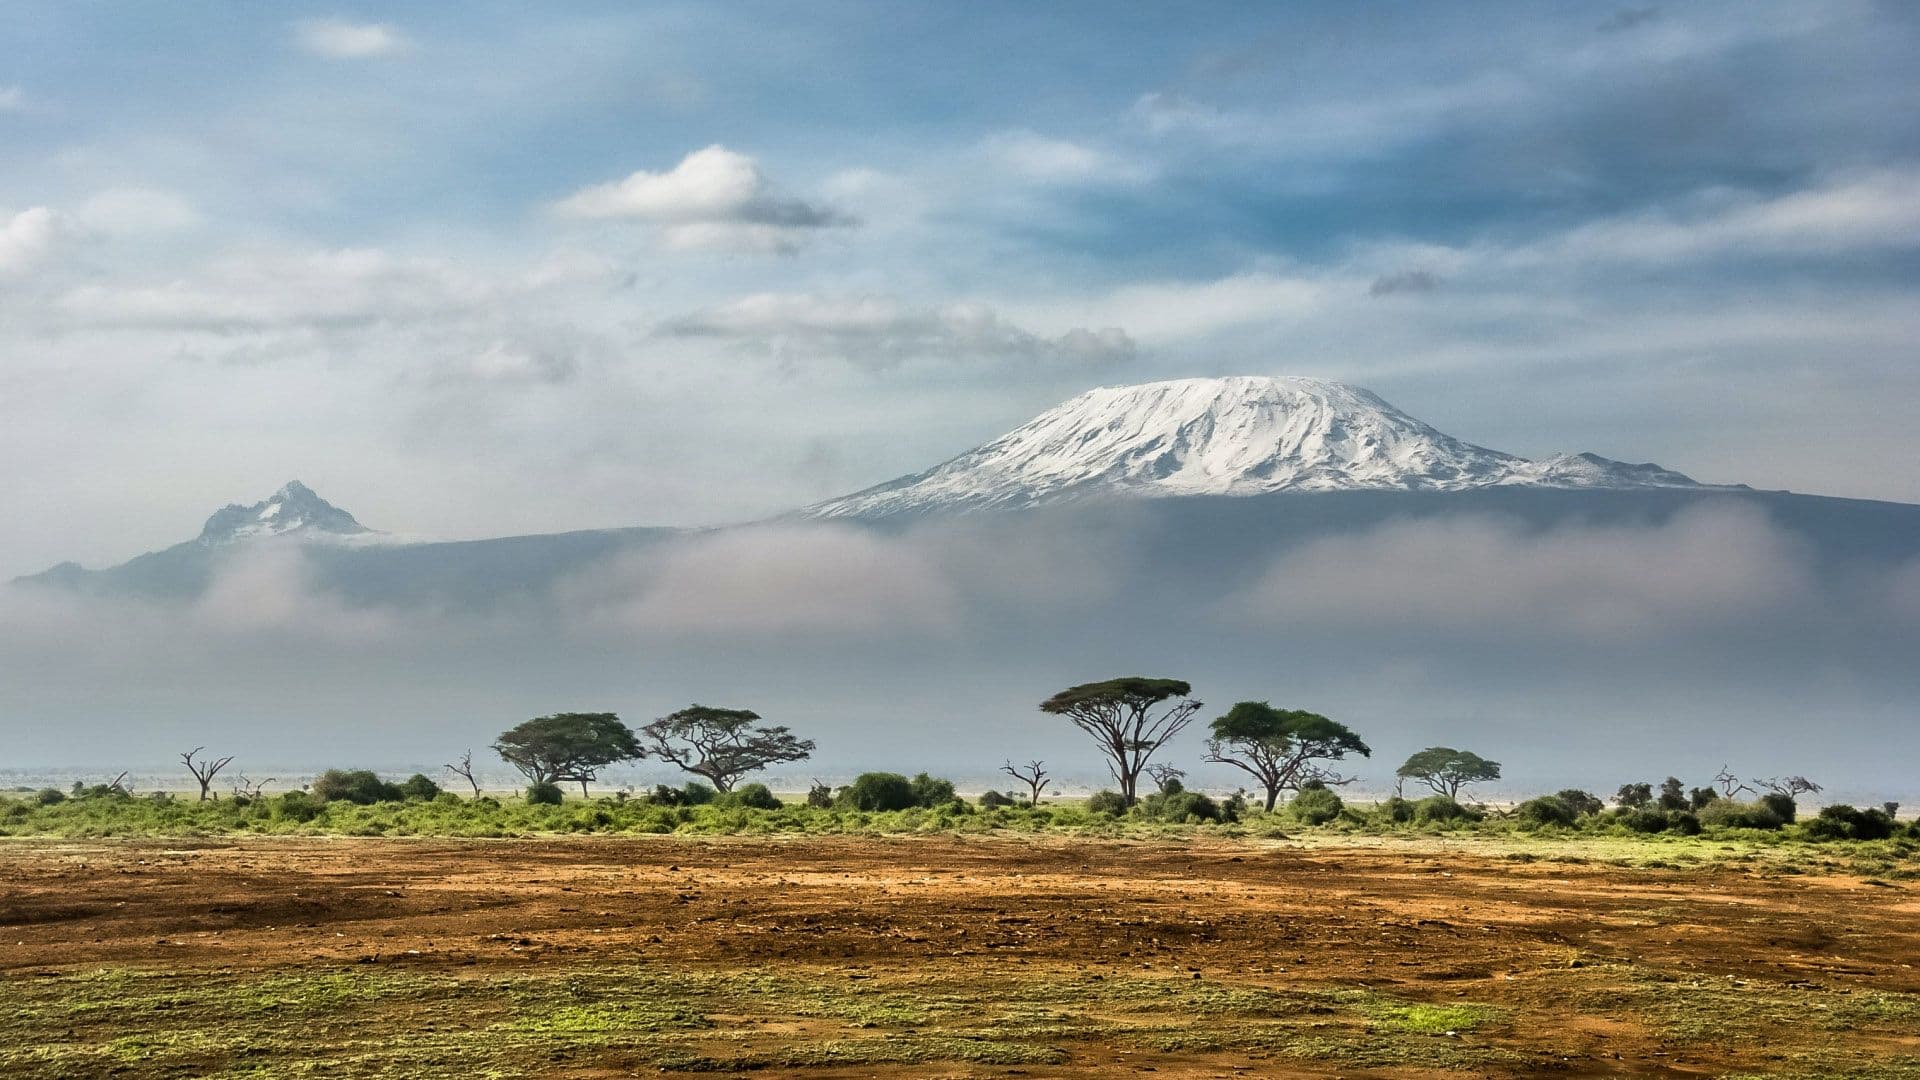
xmin=2 ymin=833 xmax=1917 ymax=1078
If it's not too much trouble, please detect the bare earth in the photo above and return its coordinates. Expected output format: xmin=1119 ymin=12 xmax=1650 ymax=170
xmin=2 ymin=834 xmax=1917 ymax=1078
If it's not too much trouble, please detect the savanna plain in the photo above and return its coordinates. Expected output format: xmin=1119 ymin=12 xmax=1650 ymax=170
xmin=4 ymin=813 xmax=1919 ymax=1079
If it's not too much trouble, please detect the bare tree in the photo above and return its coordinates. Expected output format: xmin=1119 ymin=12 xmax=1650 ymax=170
xmin=1001 ymin=759 xmax=1051 ymax=806
xmin=1756 ymin=775 xmax=1823 ymax=799
xmin=180 ymin=747 xmax=234 ymax=802
xmin=230 ymin=774 xmax=274 ymax=799
xmin=1146 ymin=762 xmax=1187 ymax=795
xmin=445 ymin=750 xmax=483 ymax=798
xmin=1714 ymin=765 xmax=1754 ymax=798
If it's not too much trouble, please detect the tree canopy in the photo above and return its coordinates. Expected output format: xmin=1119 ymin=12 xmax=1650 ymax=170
xmin=639 ymin=705 xmax=814 ymax=793
xmin=493 ymin=712 xmax=640 ymax=795
xmin=1204 ymin=702 xmax=1370 ymax=812
xmin=1039 ymin=676 xmax=1201 ymax=806
xmin=1395 ymin=746 xmax=1501 ymax=800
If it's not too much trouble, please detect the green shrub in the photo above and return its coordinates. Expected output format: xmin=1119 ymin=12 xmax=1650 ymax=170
xmin=1414 ymin=796 xmax=1479 ymax=824
xmin=1759 ymin=792 xmax=1798 ymax=824
xmin=311 ymin=769 xmax=404 ymax=804
xmin=1516 ymin=795 xmax=1577 ymax=828
xmin=399 ymin=774 xmax=442 ymax=800
xmin=1804 ymin=804 xmax=1897 ymax=841
xmin=806 ymin=781 xmax=833 ymax=809
xmin=1615 ymin=808 xmax=1670 ymax=833
xmin=270 ymin=791 xmax=323 ymax=823
xmin=1665 ymin=810 xmax=1702 ymax=835
xmin=1140 ymin=789 xmax=1222 ymax=823
xmin=33 ymin=788 xmax=65 ymax=806
xmin=1380 ymin=796 xmax=1414 ymax=824
xmin=724 ymin=782 xmax=781 ymax=810
xmin=1554 ymin=789 xmax=1605 ymax=817
xmin=1287 ymin=785 xmax=1344 ymax=825
xmin=525 ymin=781 xmax=565 ymax=806
xmin=909 ymin=773 xmax=959 ymax=808
xmin=840 ymin=772 xmax=916 ymax=812
xmin=1699 ymin=798 xmax=1786 ymax=830
xmin=977 ymin=789 xmax=1015 ymax=809
xmin=1085 ymin=790 xmax=1129 ymax=816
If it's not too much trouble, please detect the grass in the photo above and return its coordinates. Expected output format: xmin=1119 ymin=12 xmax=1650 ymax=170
xmin=3 ymin=790 xmax=1916 ymax=867
xmin=16 ymin=959 xmax=1912 ymax=1077
xmin=0 ymin=963 xmax=1535 ymax=1078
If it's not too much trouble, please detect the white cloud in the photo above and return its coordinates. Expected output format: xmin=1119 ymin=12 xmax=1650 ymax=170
xmin=0 ymin=86 xmax=24 ymax=111
xmin=564 ymin=525 xmax=960 ymax=639
xmin=1227 ymin=505 xmax=1814 ymax=641
xmin=295 ymin=19 xmax=410 ymax=59
xmin=662 ymin=292 xmax=1135 ymax=371
xmin=1004 ymin=270 xmax=1334 ymax=345
xmin=551 ymin=145 xmax=849 ymax=253
xmin=980 ymin=131 xmax=1147 ymax=184
xmin=0 ymin=207 xmax=60 ymax=276
xmin=75 ymin=188 xmax=202 ymax=236
xmin=53 ymin=247 xmax=490 ymax=331
xmin=1544 ymin=170 xmax=1920 ymax=264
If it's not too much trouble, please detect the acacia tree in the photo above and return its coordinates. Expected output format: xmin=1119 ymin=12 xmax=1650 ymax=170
xmin=1396 ymin=747 xmax=1501 ymax=801
xmin=639 ymin=706 xmax=814 ymax=793
xmin=493 ymin=713 xmax=640 ymax=797
xmin=1001 ymin=759 xmax=1051 ymax=806
xmin=180 ymin=747 xmax=234 ymax=802
xmin=1203 ymin=702 xmax=1371 ymax=812
xmin=1039 ymin=677 xmax=1202 ymax=806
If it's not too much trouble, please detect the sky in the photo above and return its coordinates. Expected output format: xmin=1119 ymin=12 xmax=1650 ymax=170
xmin=1 ymin=1 xmax=1917 ymax=575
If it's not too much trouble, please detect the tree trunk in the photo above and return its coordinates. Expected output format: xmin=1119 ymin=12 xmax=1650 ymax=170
xmin=579 ymin=778 xmax=590 ymax=798
xmin=1264 ymin=785 xmax=1280 ymax=813
xmin=197 ymin=780 xmax=211 ymax=802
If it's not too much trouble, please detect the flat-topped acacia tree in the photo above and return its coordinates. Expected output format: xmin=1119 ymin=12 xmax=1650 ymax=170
xmin=1396 ymin=746 xmax=1501 ymax=801
xmin=1204 ymin=702 xmax=1371 ymax=812
xmin=640 ymin=705 xmax=815 ymax=793
xmin=493 ymin=712 xmax=641 ymax=797
xmin=1039 ymin=677 xmax=1202 ymax=807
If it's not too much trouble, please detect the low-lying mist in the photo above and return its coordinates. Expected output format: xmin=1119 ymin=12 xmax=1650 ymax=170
xmin=4 ymin=493 xmax=1917 ymax=802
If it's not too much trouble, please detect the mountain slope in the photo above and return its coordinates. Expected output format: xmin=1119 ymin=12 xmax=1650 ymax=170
xmin=807 ymin=376 xmax=1718 ymax=517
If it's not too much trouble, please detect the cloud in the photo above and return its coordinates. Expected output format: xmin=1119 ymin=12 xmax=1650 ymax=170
xmin=551 ymin=145 xmax=851 ymax=253
xmin=0 ymin=207 xmax=60 ymax=276
xmin=661 ymin=293 xmax=1135 ymax=372
xmin=1541 ymin=170 xmax=1920 ymax=264
xmin=75 ymin=188 xmax=202 ymax=236
xmin=562 ymin=524 xmax=960 ymax=639
xmin=295 ymin=19 xmax=409 ymax=59
xmin=1227 ymin=505 xmax=1813 ymax=641
xmin=456 ymin=339 xmax=580 ymax=385
xmin=0 ymin=86 xmax=23 ymax=111
xmin=1003 ymin=270 xmax=1332 ymax=346
xmin=53 ymin=247 xmax=491 ymax=331
xmin=1597 ymin=7 xmax=1661 ymax=33
xmin=980 ymin=131 xmax=1148 ymax=185
xmin=1368 ymin=270 xmax=1442 ymax=297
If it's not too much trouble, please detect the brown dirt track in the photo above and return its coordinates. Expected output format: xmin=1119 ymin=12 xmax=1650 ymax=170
xmin=2 ymin=834 xmax=1918 ymax=1077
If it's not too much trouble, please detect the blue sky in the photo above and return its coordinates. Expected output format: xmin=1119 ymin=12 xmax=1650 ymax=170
xmin=2 ymin=1 xmax=1918 ymax=571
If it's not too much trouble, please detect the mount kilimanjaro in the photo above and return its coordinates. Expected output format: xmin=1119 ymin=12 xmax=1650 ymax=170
xmin=14 ymin=375 xmax=1916 ymax=605
xmin=807 ymin=376 xmax=1716 ymax=517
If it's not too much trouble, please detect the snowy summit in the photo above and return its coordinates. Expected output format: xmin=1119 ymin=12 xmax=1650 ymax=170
xmin=195 ymin=480 xmax=373 ymax=545
xmin=808 ymin=376 xmax=1710 ymax=517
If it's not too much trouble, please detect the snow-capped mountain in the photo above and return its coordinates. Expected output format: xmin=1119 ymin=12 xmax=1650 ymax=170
xmin=195 ymin=480 xmax=373 ymax=544
xmin=807 ymin=376 xmax=1717 ymax=517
